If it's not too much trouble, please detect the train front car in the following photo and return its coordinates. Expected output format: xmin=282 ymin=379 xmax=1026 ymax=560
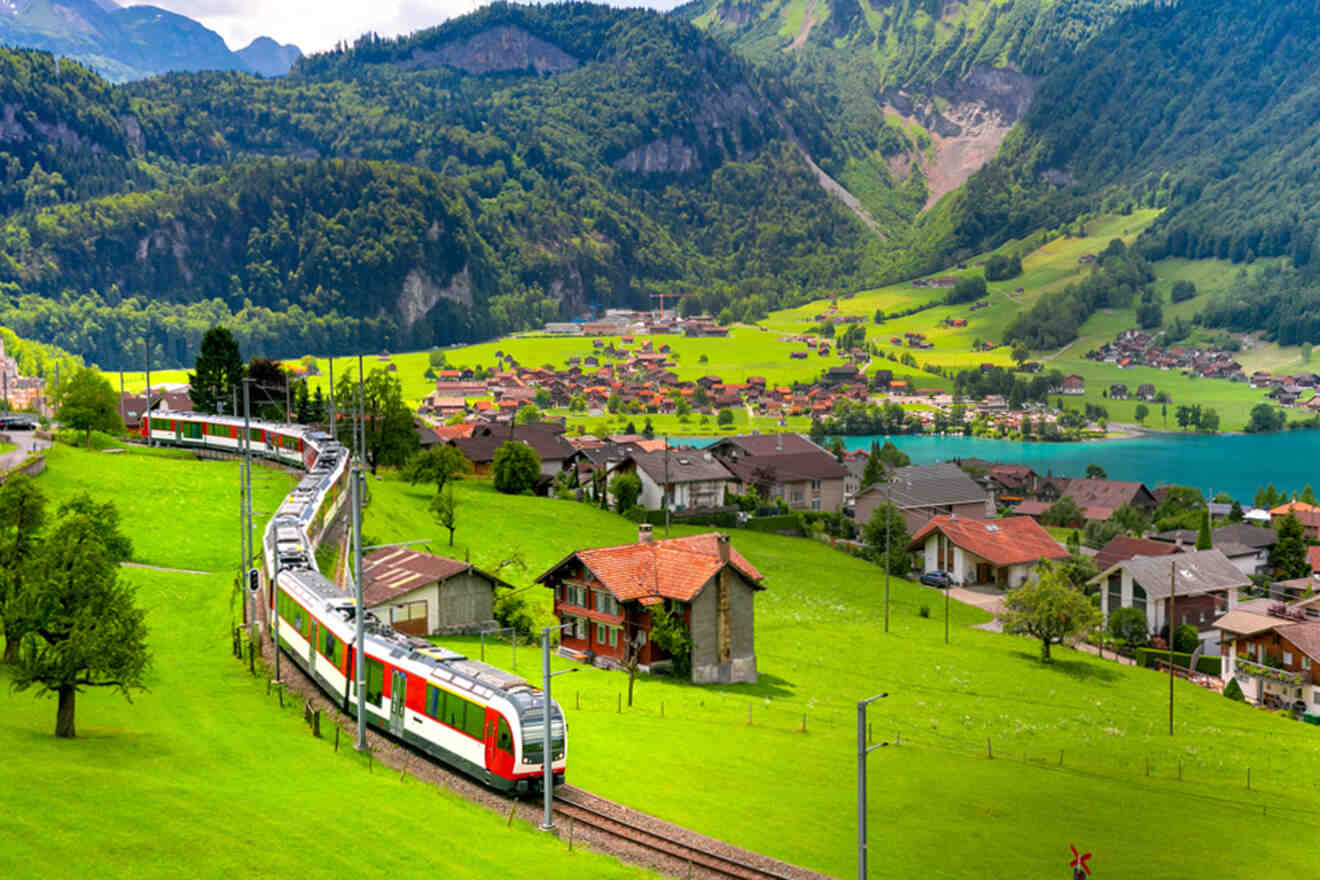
xmin=508 ymin=689 xmax=567 ymax=793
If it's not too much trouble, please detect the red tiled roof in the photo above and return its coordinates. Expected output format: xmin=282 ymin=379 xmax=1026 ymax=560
xmin=909 ymin=516 xmax=1068 ymax=567
xmin=1271 ymin=501 xmax=1320 ymax=527
xmin=537 ymin=534 xmax=764 ymax=603
xmin=1309 ymin=545 xmax=1320 ymax=573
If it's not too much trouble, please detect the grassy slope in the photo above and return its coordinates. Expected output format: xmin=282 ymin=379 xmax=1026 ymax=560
xmin=0 ymin=445 xmax=651 ymax=880
xmin=366 ymin=473 xmax=1320 ymax=879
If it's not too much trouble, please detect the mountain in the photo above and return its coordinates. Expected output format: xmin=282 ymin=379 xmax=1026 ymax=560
xmin=0 ymin=0 xmax=302 ymax=81
xmin=236 ymin=37 xmax=302 ymax=77
xmin=0 ymin=4 xmax=888 ymax=368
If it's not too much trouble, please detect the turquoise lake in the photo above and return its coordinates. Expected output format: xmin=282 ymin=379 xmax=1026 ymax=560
xmin=672 ymin=432 xmax=1320 ymax=503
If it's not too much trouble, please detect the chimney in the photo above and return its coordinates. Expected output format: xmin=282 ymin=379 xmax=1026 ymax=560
xmin=638 ymin=523 xmax=653 ymax=544
xmin=716 ymin=532 xmax=731 ymax=564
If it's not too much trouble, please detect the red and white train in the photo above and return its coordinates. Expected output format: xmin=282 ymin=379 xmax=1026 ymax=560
xmin=143 ymin=410 xmax=566 ymax=793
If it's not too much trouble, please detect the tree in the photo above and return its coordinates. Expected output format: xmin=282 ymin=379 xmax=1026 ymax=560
xmin=0 ymin=474 xmax=46 ymax=664
xmin=1085 ymin=464 xmax=1107 ymax=480
xmin=808 ymin=419 xmax=826 ymax=443
xmin=861 ymin=441 xmax=887 ymax=489
xmin=642 ymin=417 xmax=655 ymax=440
xmin=1107 ymin=607 xmax=1149 ymax=647
xmin=56 ymin=494 xmax=133 ymax=564
xmin=717 ymin=408 xmax=734 ymax=428
xmin=1011 ymin=345 xmax=1031 ymax=369
xmin=611 ymin=472 xmax=643 ymax=513
xmin=534 ymin=388 xmax=552 ymax=408
xmin=1270 ymin=513 xmax=1312 ymax=579
xmin=246 ymin=357 xmax=289 ymax=420
xmin=1000 ymin=561 xmax=1101 ymax=662
xmin=6 ymin=503 xmax=149 ymax=738
xmin=430 ymin=484 xmax=457 ymax=546
xmin=335 ymin=368 xmax=418 ymax=473
xmin=514 ymin=404 xmax=542 ymax=425
xmin=188 ymin=326 xmax=245 ymax=416
xmin=57 ymin=367 xmax=121 ymax=447
xmin=402 ymin=445 xmax=472 ymax=495
xmin=862 ymin=501 xmax=910 ymax=576
xmin=1301 ymin=485 xmax=1318 ymax=506
xmin=492 ymin=441 xmax=541 ymax=495
xmin=1170 ymin=280 xmax=1197 ymax=303
xmin=1229 ymin=500 xmax=1245 ymax=522
xmin=1195 ymin=509 xmax=1212 ymax=550
xmin=877 ymin=440 xmax=910 ymax=469
xmin=1134 ymin=403 xmax=1149 ymax=424
xmin=1171 ymin=624 xmax=1199 ymax=654
xmin=946 ymin=275 xmax=987 ymax=305
xmin=649 ymin=601 xmax=692 ymax=679
xmin=1042 ymin=496 xmax=1084 ymax=527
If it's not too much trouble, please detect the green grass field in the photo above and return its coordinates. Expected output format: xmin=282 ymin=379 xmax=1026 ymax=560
xmin=0 ymin=445 xmax=652 ymax=879
xmin=0 ymin=441 xmax=15 ymax=455
xmin=365 ymin=473 xmax=1320 ymax=879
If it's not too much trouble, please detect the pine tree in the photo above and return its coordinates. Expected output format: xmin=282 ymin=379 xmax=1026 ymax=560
xmin=1195 ymin=509 xmax=1213 ymax=550
xmin=187 ymin=326 xmax=244 ymax=415
xmin=1270 ymin=513 xmax=1311 ymax=579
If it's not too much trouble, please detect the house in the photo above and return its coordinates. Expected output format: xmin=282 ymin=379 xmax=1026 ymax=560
xmin=909 ymin=515 xmax=1068 ymax=588
xmin=1217 ymin=610 xmax=1320 ymax=711
xmin=1151 ymin=523 xmax=1276 ymax=575
xmin=709 ymin=433 xmax=848 ymax=512
xmin=450 ymin=423 xmax=580 ymax=481
xmin=607 ymin=447 xmax=734 ymax=511
xmin=1109 ymin=384 xmax=1128 ymax=400
xmin=537 ymin=528 xmax=765 ymax=684
xmin=119 ymin=386 xmax=192 ymax=429
xmin=853 ymin=462 xmax=993 ymax=533
xmin=1092 ymin=535 xmax=1180 ymax=573
xmin=985 ymin=464 xmax=1042 ymax=505
xmin=1043 ymin=478 xmax=1158 ymax=513
xmin=362 ymin=548 xmax=510 ymax=636
xmin=1091 ymin=550 xmax=1249 ymax=649
xmin=1270 ymin=501 xmax=1320 ymax=540
xmin=1060 ymin=374 xmax=1086 ymax=395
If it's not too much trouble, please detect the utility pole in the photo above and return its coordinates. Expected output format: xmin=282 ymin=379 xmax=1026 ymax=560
xmin=353 ymin=463 xmax=367 ymax=751
xmin=143 ymin=335 xmax=152 ymax=446
xmin=857 ymin=693 xmax=888 ymax=880
xmin=1169 ymin=557 xmax=1176 ymax=736
xmin=285 ymin=373 xmax=292 ymax=423
xmin=540 ymin=623 xmax=575 ymax=831
xmin=883 ymin=502 xmax=890 ymax=634
xmin=328 ymin=356 xmax=336 ymax=441
xmin=357 ymin=354 xmax=367 ymax=472
xmin=663 ymin=434 xmax=670 ymax=538
xmin=243 ymin=377 xmax=256 ymax=635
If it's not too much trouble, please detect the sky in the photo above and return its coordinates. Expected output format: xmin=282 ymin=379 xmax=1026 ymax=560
xmin=129 ymin=0 xmax=686 ymax=55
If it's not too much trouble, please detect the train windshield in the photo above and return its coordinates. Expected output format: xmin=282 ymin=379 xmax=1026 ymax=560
xmin=516 ymin=695 xmax=565 ymax=762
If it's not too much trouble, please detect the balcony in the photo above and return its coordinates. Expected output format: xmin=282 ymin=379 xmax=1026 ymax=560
xmin=1235 ymin=658 xmax=1307 ymax=686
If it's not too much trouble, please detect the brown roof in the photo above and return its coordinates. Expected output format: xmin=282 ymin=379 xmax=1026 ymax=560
xmin=1011 ymin=500 xmax=1052 ymax=517
xmin=536 ymin=533 xmax=764 ymax=603
xmin=362 ymin=547 xmax=509 ymax=607
xmin=722 ymin=450 xmax=848 ymax=483
xmin=1060 ymin=479 xmax=1155 ymax=510
xmin=1213 ymin=609 xmax=1280 ymax=637
xmin=1273 ymin=622 xmax=1320 ymax=664
xmin=909 ymin=516 xmax=1068 ymax=567
xmin=1093 ymin=536 xmax=1178 ymax=572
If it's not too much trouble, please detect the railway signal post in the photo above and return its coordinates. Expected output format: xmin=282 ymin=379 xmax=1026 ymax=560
xmin=541 ymin=623 xmax=576 ymax=832
xmin=857 ymin=693 xmax=888 ymax=880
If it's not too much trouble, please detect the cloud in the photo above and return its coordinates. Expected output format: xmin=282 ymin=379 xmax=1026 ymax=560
xmin=128 ymin=0 xmax=687 ymax=55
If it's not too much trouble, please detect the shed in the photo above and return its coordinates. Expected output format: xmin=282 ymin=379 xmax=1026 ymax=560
xmin=363 ymin=548 xmax=510 ymax=636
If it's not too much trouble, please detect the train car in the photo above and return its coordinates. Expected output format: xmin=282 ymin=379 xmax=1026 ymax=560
xmin=146 ymin=408 xmax=567 ymax=793
xmin=275 ymin=568 xmax=566 ymax=792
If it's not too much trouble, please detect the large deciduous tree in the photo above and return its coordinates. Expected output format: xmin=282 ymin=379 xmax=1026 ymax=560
xmin=492 ymin=441 xmax=540 ymax=495
xmin=56 ymin=367 xmax=121 ymax=447
xmin=0 ymin=474 xmax=47 ymax=663
xmin=403 ymin=445 xmax=473 ymax=496
xmin=335 ymin=367 xmax=418 ymax=473
xmin=862 ymin=500 xmax=910 ymax=576
xmin=1000 ymin=561 xmax=1101 ymax=662
xmin=6 ymin=502 xmax=149 ymax=738
xmin=188 ymin=326 xmax=245 ymax=415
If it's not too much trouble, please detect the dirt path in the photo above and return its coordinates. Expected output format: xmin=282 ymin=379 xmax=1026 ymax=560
xmin=121 ymin=561 xmax=215 ymax=576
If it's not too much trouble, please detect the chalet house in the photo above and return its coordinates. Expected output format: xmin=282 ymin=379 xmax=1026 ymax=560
xmin=1216 ymin=609 xmax=1320 ymax=711
xmin=607 ymin=447 xmax=734 ymax=512
xmin=909 ymin=515 xmax=1067 ymax=588
xmin=709 ymin=433 xmax=848 ymax=512
xmin=1091 ymin=550 xmax=1249 ymax=649
xmin=362 ymin=548 xmax=509 ymax=636
xmin=823 ymin=363 xmax=860 ymax=385
xmin=119 ymin=386 xmax=192 ymax=429
xmin=1060 ymin=374 xmax=1086 ymax=395
xmin=1039 ymin=478 xmax=1158 ymax=519
xmin=450 ymin=423 xmax=580 ymax=482
xmin=1109 ymin=384 xmax=1128 ymax=400
xmin=1151 ymin=523 xmax=1276 ymax=575
xmin=1137 ymin=384 xmax=1157 ymax=400
xmin=854 ymin=462 xmax=992 ymax=533
xmin=537 ymin=528 xmax=765 ymax=684
xmin=1092 ymin=535 xmax=1180 ymax=572
xmin=986 ymin=464 xmax=1042 ymax=505
xmin=1270 ymin=501 xmax=1320 ymax=540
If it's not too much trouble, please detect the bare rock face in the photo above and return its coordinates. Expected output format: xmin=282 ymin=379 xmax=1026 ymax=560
xmin=402 ymin=26 xmax=579 ymax=76
xmin=614 ymin=135 xmax=699 ymax=175
xmin=134 ymin=219 xmax=193 ymax=283
xmin=119 ymin=114 xmax=144 ymax=152
xmin=400 ymin=267 xmax=472 ymax=327
xmin=614 ymin=83 xmax=766 ymax=175
xmin=880 ymin=66 xmax=1039 ymax=209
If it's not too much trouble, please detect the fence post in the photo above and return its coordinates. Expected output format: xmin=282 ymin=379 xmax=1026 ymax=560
xmin=335 ymin=725 xmax=341 ymax=752
xmin=617 ymin=693 xmax=621 ymax=714
xmin=313 ymin=710 xmax=321 ymax=739
xmin=747 ymin=704 xmax=752 ymax=725
xmin=987 ymin=738 xmax=993 ymax=759
xmin=1247 ymin=768 xmax=1251 ymax=790
xmin=1059 ymin=750 xmax=1063 ymax=767
xmin=507 ymin=801 xmax=517 ymax=827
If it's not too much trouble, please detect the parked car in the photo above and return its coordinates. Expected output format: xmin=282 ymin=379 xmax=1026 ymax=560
xmin=0 ymin=417 xmax=35 ymax=430
xmin=920 ymin=570 xmax=953 ymax=588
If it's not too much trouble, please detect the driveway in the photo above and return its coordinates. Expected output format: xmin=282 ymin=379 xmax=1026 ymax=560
xmin=947 ymin=584 xmax=1006 ymax=632
xmin=0 ymin=429 xmax=41 ymax=473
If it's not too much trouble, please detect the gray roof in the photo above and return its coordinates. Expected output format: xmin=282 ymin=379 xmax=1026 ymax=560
xmin=1096 ymin=549 xmax=1251 ymax=600
xmin=1153 ymin=523 xmax=1277 ymax=551
xmin=857 ymin=462 xmax=988 ymax=510
xmin=624 ymin=447 xmax=734 ymax=484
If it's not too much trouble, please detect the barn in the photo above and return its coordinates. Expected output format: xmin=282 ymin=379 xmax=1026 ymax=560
xmin=362 ymin=548 xmax=510 ymax=636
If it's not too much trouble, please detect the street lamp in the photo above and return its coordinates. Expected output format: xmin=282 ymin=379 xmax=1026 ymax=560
xmin=541 ymin=623 xmax=578 ymax=831
xmin=857 ymin=693 xmax=889 ymax=880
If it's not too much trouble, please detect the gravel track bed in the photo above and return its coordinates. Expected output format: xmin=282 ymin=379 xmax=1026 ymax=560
xmin=250 ymin=609 xmax=834 ymax=880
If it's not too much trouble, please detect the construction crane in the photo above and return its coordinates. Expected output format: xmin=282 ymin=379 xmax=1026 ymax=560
xmin=648 ymin=291 xmax=699 ymax=320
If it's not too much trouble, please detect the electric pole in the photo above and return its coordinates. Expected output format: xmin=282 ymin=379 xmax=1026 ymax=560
xmin=144 ymin=334 xmax=152 ymax=446
xmin=883 ymin=501 xmax=889 ymax=634
xmin=353 ymin=461 xmax=367 ymax=751
xmin=857 ymin=693 xmax=888 ymax=880
xmin=357 ymin=354 xmax=366 ymax=472
xmin=328 ymin=355 xmax=336 ymax=441
xmin=663 ymin=434 xmax=670 ymax=538
xmin=243 ymin=377 xmax=256 ymax=635
xmin=1169 ymin=558 xmax=1176 ymax=736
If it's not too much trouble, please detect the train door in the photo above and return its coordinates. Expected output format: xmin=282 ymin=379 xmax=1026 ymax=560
xmin=484 ymin=708 xmax=514 ymax=777
xmin=308 ymin=621 xmax=317 ymax=669
xmin=173 ymin=420 xmax=181 ymax=442
xmin=389 ymin=671 xmax=408 ymax=736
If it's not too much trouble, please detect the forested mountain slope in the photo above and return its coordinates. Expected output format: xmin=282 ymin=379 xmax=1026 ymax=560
xmin=0 ymin=5 xmax=887 ymax=368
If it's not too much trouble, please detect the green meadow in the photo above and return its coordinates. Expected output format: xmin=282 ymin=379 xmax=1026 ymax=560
xmin=364 ymin=472 xmax=1320 ymax=880
xmin=0 ymin=445 xmax=653 ymax=880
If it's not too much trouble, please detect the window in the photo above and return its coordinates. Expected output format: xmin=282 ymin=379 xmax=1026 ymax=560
xmin=1106 ymin=574 xmax=1122 ymax=612
xmin=596 ymin=592 xmax=619 ymax=616
xmin=1132 ymin=584 xmax=1147 ymax=618
xmin=443 ymin=691 xmax=464 ymax=730
xmin=1303 ymin=657 xmax=1312 ymax=670
xmin=609 ymin=627 xmax=619 ymax=648
xmin=464 ymin=701 xmax=486 ymax=740
xmin=365 ymin=658 xmax=384 ymax=707
xmin=810 ymin=479 xmax=821 ymax=490
xmin=425 ymin=684 xmax=444 ymax=719
xmin=596 ymin=623 xmax=606 ymax=643
xmin=811 ymin=499 xmax=821 ymax=511
xmin=497 ymin=717 xmax=513 ymax=752
xmin=321 ymin=627 xmax=342 ymax=667
xmin=1284 ymin=651 xmax=1294 ymax=666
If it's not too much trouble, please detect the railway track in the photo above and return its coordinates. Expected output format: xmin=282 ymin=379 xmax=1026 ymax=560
xmin=553 ymin=788 xmax=814 ymax=880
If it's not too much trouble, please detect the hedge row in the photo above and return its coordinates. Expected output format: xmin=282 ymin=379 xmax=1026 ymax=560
xmin=1133 ymin=647 xmax=1222 ymax=676
xmin=626 ymin=508 xmax=740 ymax=528
xmin=744 ymin=514 xmax=804 ymax=534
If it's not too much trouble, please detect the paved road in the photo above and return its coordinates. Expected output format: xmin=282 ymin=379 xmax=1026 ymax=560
xmin=0 ymin=430 xmax=41 ymax=473
xmin=947 ymin=584 xmax=1007 ymax=632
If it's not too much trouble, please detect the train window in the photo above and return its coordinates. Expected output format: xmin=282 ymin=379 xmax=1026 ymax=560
xmin=321 ymin=628 xmax=340 ymax=665
xmin=444 ymin=691 xmax=463 ymax=730
xmin=365 ymin=658 xmax=384 ymax=707
xmin=497 ymin=717 xmax=513 ymax=752
xmin=464 ymin=702 xmax=486 ymax=740
xmin=426 ymin=685 xmax=443 ymax=719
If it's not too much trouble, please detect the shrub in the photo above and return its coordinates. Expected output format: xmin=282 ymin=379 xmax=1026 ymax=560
xmin=610 ymin=471 xmax=642 ymax=512
xmin=1173 ymin=624 xmax=1199 ymax=653
xmin=918 ymin=604 xmax=931 ymax=618
xmin=1223 ymin=677 xmax=1245 ymax=702
xmin=1107 ymin=607 xmax=1149 ymax=646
